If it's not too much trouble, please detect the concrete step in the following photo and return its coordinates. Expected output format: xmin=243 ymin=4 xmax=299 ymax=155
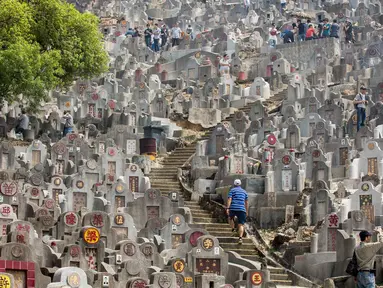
xmin=272 ymin=280 xmax=293 ymax=286
xmin=268 ymin=268 xmax=286 ymax=274
xmin=222 ymin=248 xmax=259 ymax=254
xmin=270 ymin=274 xmax=289 ymax=281
xmin=191 ymin=211 xmax=213 ymax=218
xmin=193 ymin=217 xmax=219 ymax=223
xmin=149 ymin=175 xmax=177 ymax=180
xmin=220 ymin=242 xmax=255 ymax=249
xmin=241 ymin=255 xmax=263 ymax=262
xmin=209 ymin=231 xmax=242 ymax=237
xmin=151 ymin=168 xmax=178 ymax=172
xmin=190 ymin=223 xmax=232 ymax=230
xmin=216 ymin=237 xmax=253 ymax=244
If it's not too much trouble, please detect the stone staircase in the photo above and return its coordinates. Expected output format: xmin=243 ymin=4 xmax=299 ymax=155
xmin=149 ymin=89 xmax=296 ymax=286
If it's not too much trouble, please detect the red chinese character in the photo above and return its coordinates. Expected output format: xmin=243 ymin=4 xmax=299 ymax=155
xmin=328 ymin=214 xmax=339 ymax=227
xmin=17 ymin=224 xmax=30 ymax=232
xmin=65 ymin=213 xmax=77 ymax=225
xmin=92 ymin=214 xmax=104 ymax=227
xmin=16 ymin=234 xmax=25 ymax=244
xmin=85 ymin=230 xmax=98 ymax=242
xmin=1 ymin=206 xmax=10 ymax=216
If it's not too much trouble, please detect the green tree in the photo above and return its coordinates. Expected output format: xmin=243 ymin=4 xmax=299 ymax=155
xmin=0 ymin=0 xmax=108 ymax=110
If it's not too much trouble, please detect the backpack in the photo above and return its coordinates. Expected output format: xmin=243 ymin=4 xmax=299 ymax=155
xmin=346 ymin=251 xmax=359 ymax=277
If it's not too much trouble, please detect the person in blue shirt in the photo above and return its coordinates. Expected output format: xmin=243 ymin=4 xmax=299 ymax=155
xmin=226 ymin=179 xmax=249 ymax=244
xmin=322 ymin=18 xmax=331 ymax=37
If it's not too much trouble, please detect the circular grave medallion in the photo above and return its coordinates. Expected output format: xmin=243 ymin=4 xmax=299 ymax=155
xmin=0 ymin=171 xmax=9 ymax=181
xmin=158 ymin=275 xmax=171 ymax=288
xmin=0 ymin=205 xmax=11 ymax=217
xmin=172 ymin=215 xmax=182 ymax=226
xmin=139 ymin=82 xmax=145 ymax=89
xmin=251 ymin=272 xmax=263 ymax=285
xmin=67 ymin=272 xmax=81 ymax=288
xmin=131 ymin=279 xmax=147 ymax=288
xmin=40 ymin=215 xmax=54 ymax=227
xmin=312 ymin=150 xmax=320 ymax=158
xmin=92 ymin=93 xmax=99 ymax=101
xmin=202 ymin=237 xmax=214 ymax=251
xmin=34 ymin=163 xmax=43 ymax=172
xmin=108 ymin=148 xmax=116 ymax=156
xmin=70 ymin=246 xmax=80 ymax=258
xmin=124 ymin=243 xmax=136 ymax=256
xmin=30 ymin=187 xmax=39 ymax=197
xmin=286 ymin=117 xmax=295 ymax=125
xmin=217 ymin=126 xmax=222 ymax=132
xmin=267 ymin=134 xmax=277 ymax=145
xmin=45 ymin=199 xmax=55 ymax=209
xmin=68 ymin=134 xmax=77 ymax=141
xmin=148 ymin=190 xmax=158 ymax=200
xmin=368 ymin=142 xmax=375 ymax=150
xmin=189 ymin=231 xmax=205 ymax=247
xmin=65 ymin=101 xmax=71 ymax=108
xmin=176 ymin=274 xmax=185 ymax=287
xmin=114 ymin=215 xmax=124 ymax=225
xmin=83 ymin=227 xmax=100 ymax=244
xmin=86 ymin=159 xmax=97 ymax=170
xmin=222 ymin=121 xmax=230 ymax=129
xmin=130 ymin=165 xmax=138 ymax=172
xmin=54 ymin=143 xmax=66 ymax=155
xmin=173 ymin=259 xmax=185 ymax=273
xmin=30 ymin=174 xmax=43 ymax=186
xmin=91 ymin=214 xmax=104 ymax=227
xmin=32 ymin=140 xmax=40 ymax=148
xmin=125 ymin=259 xmax=141 ymax=276
xmin=362 ymin=183 xmax=369 ymax=191
xmin=235 ymin=111 xmax=242 ymax=120
xmin=65 ymin=212 xmax=79 ymax=227
xmin=11 ymin=245 xmax=23 ymax=258
xmin=317 ymin=122 xmax=325 ymax=130
xmin=354 ymin=211 xmax=363 ymax=222
xmin=140 ymin=243 xmax=153 ymax=257
xmin=76 ymin=181 xmax=84 ymax=189
xmin=115 ymin=184 xmax=124 ymax=193
xmin=54 ymin=178 xmax=62 ymax=186
xmin=270 ymin=54 xmax=278 ymax=62
xmin=0 ymin=182 xmax=18 ymax=196
xmin=36 ymin=208 xmax=48 ymax=217
xmin=282 ymin=155 xmax=291 ymax=165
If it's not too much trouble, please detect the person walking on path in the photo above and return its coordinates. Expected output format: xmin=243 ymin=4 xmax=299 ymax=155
xmin=355 ymin=230 xmax=383 ymax=288
xmin=226 ymin=179 xmax=248 ymax=245
xmin=354 ymin=86 xmax=368 ymax=131
xmin=15 ymin=110 xmax=29 ymax=136
xmin=62 ymin=111 xmax=74 ymax=137
xmin=144 ymin=24 xmax=153 ymax=48
xmin=171 ymin=23 xmax=182 ymax=47
xmin=152 ymin=23 xmax=161 ymax=52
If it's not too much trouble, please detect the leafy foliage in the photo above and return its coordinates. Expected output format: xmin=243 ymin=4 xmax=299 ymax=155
xmin=0 ymin=0 xmax=108 ymax=110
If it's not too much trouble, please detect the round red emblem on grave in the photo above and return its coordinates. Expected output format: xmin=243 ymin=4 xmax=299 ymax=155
xmin=108 ymin=100 xmax=116 ymax=109
xmin=282 ymin=155 xmax=291 ymax=165
xmin=65 ymin=212 xmax=79 ymax=227
xmin=267 ymin=134 xmax=277 ymax=145
xmin=0 ymin=182 xmax=17 ymax=196
xmin=270 ymin=55 xmax=277 ymax=62
xmin=30 ymin=187 xmax=39 ymax=197
xmin=312 ymin=150 xmax=320 ymax=158
xmin=108 ymin=148 xmax=116 ymax=156
xmin=92 ymin=93 xmax=99 ymax=101
xmin=45 ymin=199 xmax=55 ymax=209
xmin=0 ymin=205 xmax=11 ymax=217
xmin=68 ymin=133 xmax=77 ymax=141
xmin=189 ymin=231 xmax=205 ymax=247
xmin=131 ymin=279 xmax=147 ymax=288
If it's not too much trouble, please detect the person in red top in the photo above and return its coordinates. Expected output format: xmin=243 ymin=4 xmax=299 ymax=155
xmin=305 ymin=24 xmax=316 ymax=40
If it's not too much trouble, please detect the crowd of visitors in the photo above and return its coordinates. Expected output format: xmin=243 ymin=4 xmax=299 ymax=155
xmin=126 ymin=21 xmax=194 ymax=52
xmin=269 ymin=18 xmax=355 ymax=47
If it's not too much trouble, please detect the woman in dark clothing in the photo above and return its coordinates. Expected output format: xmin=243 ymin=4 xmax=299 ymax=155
xmin=344 ymin=21 xmax=353 ymax=43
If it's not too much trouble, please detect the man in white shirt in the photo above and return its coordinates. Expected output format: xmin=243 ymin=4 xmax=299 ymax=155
xmin=152 ymin=23 xmax=161 ymax=52
xmin=171 ymin=23 xmax=182 ymax=47
xmin=244 ymin=0 xmax=250 ymax=15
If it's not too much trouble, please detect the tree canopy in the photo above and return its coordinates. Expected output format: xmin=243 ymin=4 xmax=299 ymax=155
xmin=0 ymin=0 xmax=109 ymax=109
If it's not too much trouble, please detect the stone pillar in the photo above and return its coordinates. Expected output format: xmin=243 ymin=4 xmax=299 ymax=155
xmin=374 ymin=127 xmax=380 ymax=138
xmin=340 ymin=204 xmax=348 ymax=223
xmin=349 ymin=162 xmax=358 ymax=179
xmin=297 ymin=171 xmax=303 ymax=193
xmin=310 ymin=233 xmax=318 ymax=253
xmin=379 ymin=160 xmax=383 ymax=178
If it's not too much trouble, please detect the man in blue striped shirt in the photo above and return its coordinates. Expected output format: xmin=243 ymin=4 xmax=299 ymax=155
xmin=226 ymin=179 xmax=249 ymax=244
